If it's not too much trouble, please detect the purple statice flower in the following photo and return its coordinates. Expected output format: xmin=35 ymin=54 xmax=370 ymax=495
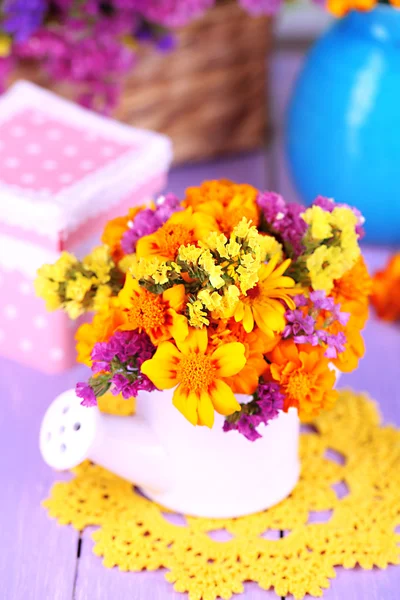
xmin=239 ymin=0 xmax=283 ymax=15
xmin=257 ymin=191 xmax=307 ymax=258
xmin=76 ymin=382 xmax=97 ymax=407
xmin=256 ymin=381 xmax=285 ymax=420
xmin=309 ymin=290 xmax=335 ymax=312
xmin=293 ymin=294 xmax=308 ymax=308
xmin=283 ymin=309 xmax=315 ymax=338
xmin=131 ymin=0 xmax=215 ymax=28
xmin=223 ymin=382 xmax=284 ymax=442
xmin=284 ymin=291 xmax=349 ymax=358
xmin=111 ymin=371 xmax=155 ymax=399
xmin=309 ymin=290 xmax=349 ymax=325
xmin=284 ymin=295 xmax=318 ymax=345
xmin=317 ymin=331 xmax=347 ymax=359
xmin=224 ymin=412 xmax=263 ymax=442
xmin=121 ymin=193 xmax=181 ymax=254
xmin=91 ymin=330 xmax=155 ymax=372
xmin=88 ymin=329 xmax=156 ymax=401
xmin=3 ymin=0 xmax=46 ymax=42
xmin=15 ymin=14 xmax=136 ymax=114
xmin=313 ymin=195 xmax=365 ymax=239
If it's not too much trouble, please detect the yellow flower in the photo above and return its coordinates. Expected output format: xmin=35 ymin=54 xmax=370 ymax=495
xmin=0 ymin=35 xmax=11 ymax=58
xmin=65 ymin=272 xmax=93 ymax=303
xmin=187 ymin=300 xmax=210 ymax=328
xmin=197 ymin=285 xmax=240 ymax=320
xmin=131 ymin=256 xmax=172 ymax=285
xmin=118 ymin=254 xmax=137 ymax=274
xmin=302 ymin=205 xmax=333 ymax=240
xmin=260 ymin=234 xmax=283 ymax=263
xmin=34 ymin=277 xmax=61 ymax=311
xmin=83 ymin=246 xmax=113 ymax=284
xmin=65 ymin=300 xmax=85 ymax=320
xmin=234 ymin=254 xmax=297 ymax=336
xmin=178 ymin=244 xmax=204 ymax=265
xmin=136 ymin=208 xmax=217 ymax=261
xmin=209 ymin=321 xmax=272 ymax=395
xmin=34 ymin=252 xmax=77 ymax=311
xmin=93 ymin=285 xmax=113 ymax=312
xmin=118 ymin=275 xmax=188 ymax=344
xmin=141 ymin=328 xmax=246 ymax=428
xmin=303 ymin=206 xmax=361 ymax=293
xmin=306 ymin=244 xmax=359 ymax=293
xmin=198 ymin=250 xmax=225 ymax=289
xmin=75 ymin=298 xmax=125 ymax=366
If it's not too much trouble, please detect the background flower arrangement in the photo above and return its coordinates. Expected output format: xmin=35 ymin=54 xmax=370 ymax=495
xmin=0 ymin=0 xmax=278 ymax=113
xmin=371 ymin=254 xmax=400 ymax=323
xmin=35 ymin=179 xmax=371 ymax=441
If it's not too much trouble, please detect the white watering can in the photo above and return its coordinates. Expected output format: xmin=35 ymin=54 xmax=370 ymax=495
xmin=39 ymin=387 xmax=301 ymax=518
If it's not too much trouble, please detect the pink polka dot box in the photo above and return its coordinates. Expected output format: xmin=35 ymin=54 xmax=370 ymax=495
xmin=0 ymin=81 xmax=172 ymax=373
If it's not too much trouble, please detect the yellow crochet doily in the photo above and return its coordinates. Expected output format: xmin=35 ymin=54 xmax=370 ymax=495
xmin=43 ymin=389 xmax=400 ymax=600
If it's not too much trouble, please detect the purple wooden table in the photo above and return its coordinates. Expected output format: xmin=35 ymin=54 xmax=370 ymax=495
xmin=2 ymin=50 xmax=400 ymax=600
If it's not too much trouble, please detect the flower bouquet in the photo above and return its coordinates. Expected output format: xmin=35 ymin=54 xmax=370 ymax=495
xmin=36 ymin=180 xmax=371 ymax=440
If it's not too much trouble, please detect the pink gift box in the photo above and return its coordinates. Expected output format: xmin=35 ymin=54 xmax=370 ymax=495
xmin=0 ymin=81 xmax=172 ymax=373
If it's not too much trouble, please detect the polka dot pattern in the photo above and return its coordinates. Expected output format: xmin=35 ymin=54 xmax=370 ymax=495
xmin=0 ymin=269 xmax=79 ymax=373
xmin=0 ymin=108 xmax=133 ymax=193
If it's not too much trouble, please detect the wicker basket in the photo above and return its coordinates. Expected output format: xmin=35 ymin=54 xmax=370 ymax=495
xmin=10 ymin=1 xmax=272 ymax=164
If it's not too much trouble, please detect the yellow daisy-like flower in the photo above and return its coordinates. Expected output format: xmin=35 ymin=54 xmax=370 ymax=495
xmin=136 ymin=208 xmax=217 ymax=261
xmin=234 ymin=254 xmax=297 ymax=336
xmin=141 ymin=328 xmax=246 ymax=428
xmin=118 ymin=275 xmax=188 ymax=344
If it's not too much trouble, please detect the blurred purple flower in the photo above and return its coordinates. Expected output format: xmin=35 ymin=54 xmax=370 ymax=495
xmin=131 ymin=0 xmax=215 ymax=27
xmin=257 ymin=191 xmax=307 ymax=257
xmin=223 ymin=382 xmax=284 ymax=441
xmin=76 ymin=382 xmax=97 ymax=407
xmin=3 ymin=0 xmax=46 ymax=42
xmin=121 ymin=193 xmax=181 ymax=254
xmin=239 ymin=0 xmax=283 ymax=15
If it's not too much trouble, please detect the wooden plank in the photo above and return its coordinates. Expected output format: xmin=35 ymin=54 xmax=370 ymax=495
xmin=0 ymin=360 xmax=83 ymax=600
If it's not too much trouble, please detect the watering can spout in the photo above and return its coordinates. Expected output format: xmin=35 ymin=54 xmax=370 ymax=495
xmin=39 ymin=389 xmax=172 ymax=493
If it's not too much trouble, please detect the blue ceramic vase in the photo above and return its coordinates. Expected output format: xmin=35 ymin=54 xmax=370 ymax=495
xmin=286 ymin=7 xmax=400 ymax=244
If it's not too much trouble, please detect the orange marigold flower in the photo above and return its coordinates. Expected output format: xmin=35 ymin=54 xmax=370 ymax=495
xmin=327 ymin=0 xmax=376 ymax=17
xmin=265 ymin=339 xmax=338 ymax=421
xmin=234 ymin=254 xmax=297 ymax=336
xmin=371 ymin=254 xmax=400 ymax=322
xmin=332 ymin=320 xmax=365 ymax=373
xmin=196 ymin=195 xmax=259 ymax=235
xmin=209 ymin=320 xmax=276 ymax=395
xmin=118 ymin=274 xmax=188 ymax=344
xmin=184 ymin=179 xmax=258 ymax=209
xmin=136 ymin=207 xmax=217 ymax=261
xmin=331 ymin=256 xmax=371 ymax=329
xmin=101 ymin=207 xmax=143 ymax=262
xmin=184 ymin=179 xmax=259 ymax=235
xmin=141 ymin=328 xmax=246 ymax=428
xmin=75 ymin=298 xmax=125 ymax=366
